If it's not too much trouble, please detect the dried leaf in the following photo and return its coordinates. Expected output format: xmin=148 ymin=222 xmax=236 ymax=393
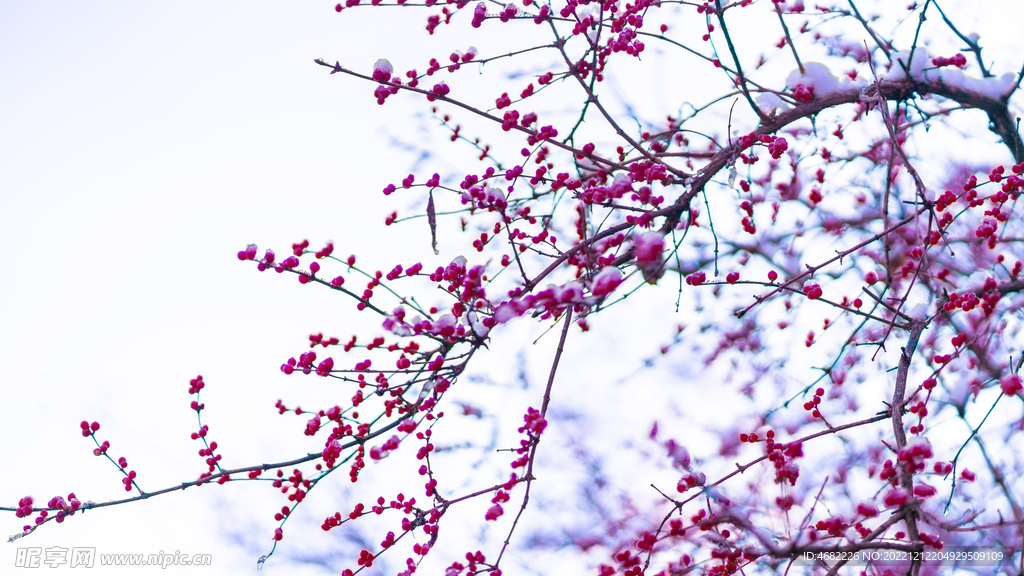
xmin=427 ymin=191 xmax=439 ymax=255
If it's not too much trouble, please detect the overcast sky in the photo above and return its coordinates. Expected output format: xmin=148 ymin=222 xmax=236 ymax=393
xmin=3 ymin=2 xmax=1023 ymax=575
xmin=0 ymin=3 xmax=424 ymax=574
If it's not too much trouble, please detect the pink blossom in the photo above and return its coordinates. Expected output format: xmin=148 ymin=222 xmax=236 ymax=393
xmin=372 ymin=58 xmax=393 ymax=82
xmin=634 ymin=232 xmax=665 ymax=264
xmin=590 ymin=267 xmax=623 ymax=296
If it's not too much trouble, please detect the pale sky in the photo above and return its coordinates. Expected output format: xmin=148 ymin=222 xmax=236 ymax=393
xmin=1 ymin=3 xmax=419 ymax=574
xmin=4 ymin=2 xmax=1024 ymax=575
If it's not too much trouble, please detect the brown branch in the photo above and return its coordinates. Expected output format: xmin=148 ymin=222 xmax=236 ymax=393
xmin=773 ymin=2 xmax=805 ymax=76
xmin=313 ymin=58 xmax=631 ymax=174
xmin=493 ymin=311 xmax=573 ymax=569
xmin=714 ymin=0 xmax=769 ymax=123
xmin=846 ymin=0 xmax=893 ymax=60
xmin=544 ymin=21 xmax=691 ymax=181
xmin=735 ymin=210 xmax=925 ymax=320
xmin=671 ymin=411 xmax=893 ymax=513
xmin=890 ymin=317 xmax=927 ymax=574
xmin=6 ymin=407 xmax=421 ymax=540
